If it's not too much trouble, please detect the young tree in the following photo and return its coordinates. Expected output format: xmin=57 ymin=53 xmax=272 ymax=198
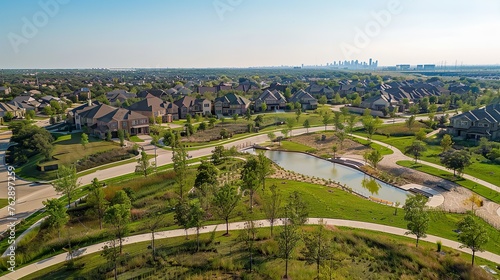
xmin=263 ymin=184 xmax=281 ymax=237
xmin=336 ymin=130 xmax=346 ymax=150
xmin=403 ymin=194 xmax=429 ymax=247
xmin=256 ymin=151 xmax=272 ymax=191
xmin=239 ymin=219 xmax=258 ymax=272
xmin=440 ymin=134 xmax=453 ymax=152
xmin=464 ymin=194 xmax=483 ymax=214
xmin=254 ymin=115 xmax=264 ymax=127
xmin=405 ymin=115 xmax=416 ymax=131
xmin=86 ymin=178 xmax=108 ymax=229
xmin=172 ymin=145 xmax=188 ymax=199
xmin=404 ymin=140 xmax=427 ymax=163
xmin=301 ymin=221 xmax=332 ymax=279
xmin=440 ymin=149 xmax=472 ymax=176
xmin=101 ymin=239 xmax=120 ymax=280
xmin=213 ymin=184 xmax=240 ymax=235
xmin=53 ymin=165 xmax=80 ymax=208
xmin=187 ymin=202 xmax=204 ymax=251
xmin=211 ymin=145 xmax=226 ymax=165
xmin=287 ymin=191 xmax=309 ymax=226
xmin=278 ymin=208 xmax=301 ymax=279
xmin=332 ymin=111 xmax=344 ymax=131
xmin=286 ymin=118 xmax=296 ymax=137
xmin=303 ymin=118 xmax=311 ymax=133
xmin=281 ymin=128 xmax=289 ymax=139
xmin=367 ymin=150 xmax=383 ymax=169
xmin=322 ymin=113 xmax=331 ymax=131
xmin=267 ymin=132 xmax=276 ymax=143
xmin=331 ymin=145 xmax=338 ymax=159
xmin=43 ymin=198 xmax=69 ymax=238
xmin=318 ymin=95 xmax=328 ymax=105
xmin=104 ymin=203 xmax=131 ymax=254
xmin=457 ymin=214 xmax=489 ymax=266
xmin=414 ymin=128 xmax=427 ymax=141
xmin=261 ymin=103 xmax=268 ymax=112
xmin=174 ymin=199 xmax=190 ymax=239
xmin=136 ymin=150 xmax=152 ymax=177
xmin=346 ymin=114 xmax=358 ymax=136
xmin=106 ymin=131 xmax=112 ymax=141
xmin=145 ymin=212 xmax=165 ymax=257
xmin=295 ymin=108 xmax=302 ymax=122
xmin=232 ymin=113 xmax=239 ymax=122
xmin=361 ymin=115 xmax=383 ymax=140
xmin=241 ymin=158 xmax=260 ymax=211
xmin=80 ymin=133 xmax=89 ymax=150
xmin=117 ymin=129 xmax=125 ymax=146
xmin=244 ymin=108 xmax=252 ymax=121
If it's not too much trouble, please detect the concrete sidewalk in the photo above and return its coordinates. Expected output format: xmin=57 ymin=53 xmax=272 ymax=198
xmin=4 ymin=218 xmax=500 ymax=280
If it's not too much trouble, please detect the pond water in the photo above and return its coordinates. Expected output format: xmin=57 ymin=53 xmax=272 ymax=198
xmin=249 ymin=149 xmax=409 ymax=205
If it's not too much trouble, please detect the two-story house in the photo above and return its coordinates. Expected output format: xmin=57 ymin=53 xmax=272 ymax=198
xmin=448 ymin=104 xmax=500 ymax=141
xmin=254 ymin=89 xmax=287 ymax=112
xmin=128 ymin=96 xmax=179 ymax=122
xmin=214 ymin=93 xmax=251 ymax=116
xmin=174 ymin=96 xmax=212 ymax=119
xmin=289 ymin=89 xmax=318 ymax=110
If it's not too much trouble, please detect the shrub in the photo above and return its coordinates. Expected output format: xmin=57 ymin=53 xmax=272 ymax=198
xmin=436 ymin=240 xmax=442 ymax=252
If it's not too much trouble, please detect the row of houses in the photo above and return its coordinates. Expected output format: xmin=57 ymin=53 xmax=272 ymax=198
xmin=448 ymin=103 xmax=500 ymax=141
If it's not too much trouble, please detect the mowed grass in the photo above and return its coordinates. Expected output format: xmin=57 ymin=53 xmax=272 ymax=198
xmin=16 ymin=133 xmax=122 ymax=181
xmin=397 ymin=160 xmax=500 ymax=205
xmin=0 ymin=199 xmax=7 ymax=209
xmin=129 ymin=135 xmax=144 ymax=142
xmin=355 ymin=123 xmax=500 ymax=187
xmin=20 ymin=226 xmax=499 ymax=280
xmin=278 ymin=140 xmax=315 ymax=152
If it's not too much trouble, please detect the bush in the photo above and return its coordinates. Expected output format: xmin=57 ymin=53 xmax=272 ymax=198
xmin=436 ymin=240 xmax=442 ymax=252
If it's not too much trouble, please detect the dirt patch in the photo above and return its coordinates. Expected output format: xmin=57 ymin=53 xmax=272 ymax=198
xmin=287 ymin=131 xmax=371 ymax=157
xmin=183 ymin=123 xmax=248 ymax=143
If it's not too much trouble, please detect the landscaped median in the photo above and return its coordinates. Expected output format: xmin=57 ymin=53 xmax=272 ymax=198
xmin=397 ymin=160 xmax=500 ymax=205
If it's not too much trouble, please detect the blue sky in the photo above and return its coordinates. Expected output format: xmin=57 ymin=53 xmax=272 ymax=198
xmin=1 ymin=0 xmax=499 ymax=68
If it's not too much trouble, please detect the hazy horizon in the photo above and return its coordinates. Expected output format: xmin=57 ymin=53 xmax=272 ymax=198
xmin=1 ymin=0 xmax=499 ymax=69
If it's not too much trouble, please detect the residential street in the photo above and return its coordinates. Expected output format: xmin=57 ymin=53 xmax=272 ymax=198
xmin=4 ymin=218 xmax=500 ymax=280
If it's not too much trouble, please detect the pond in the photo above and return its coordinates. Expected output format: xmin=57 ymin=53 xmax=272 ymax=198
xmin=249 ymin=149 xmax=409 ymax=205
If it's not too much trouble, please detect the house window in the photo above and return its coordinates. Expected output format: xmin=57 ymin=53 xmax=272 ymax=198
xmin=460 ymin=121 xmax=468 ymax=126
xmin=132 ymin=120 xmax=137 ymax=125
xmin=122 ymin=122 xmax=127 ymax=128
xmin=204 ymin=103 xmax=210 ymax=107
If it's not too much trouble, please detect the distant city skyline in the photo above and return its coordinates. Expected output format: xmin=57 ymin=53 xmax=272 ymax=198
xmin=1 ymin=0 xmax=499 ymax=69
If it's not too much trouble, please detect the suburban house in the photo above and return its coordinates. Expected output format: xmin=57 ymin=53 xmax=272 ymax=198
xmin=359 ymin=94 xmax=398 ymax=112
xmin=0 ymin=86 xmax=12 ymax=95
xmin=105 ymin=89 xmax=136 ymax=103
xmin=289 ymin=89 xmax=318 ymax=110
xmin=174 ymin=96 xmax=212 ymax=119
xmin=306 ymin=84 xmax=335 ymax=98
xmin=137 ymin=89 xmax=167 ymax=99
xmin=214 ymin=93 xmax=251 ymax=116
xmin=448 ymin=103 xmax=500 ymax=141
xmin=254 ymin=89 xmax=287 ymax=111
xmin=128 ymin=95 xmax=179 ymax=122
xmin=69 ymin=101 xmax=149 ymax=138
xmin=0 ymin=102 xmax=25 ymax=118
xmin=10 ymin=95 xmax=40 ymax=111
xmin=72 ymin=88 xmax=91 ymax=101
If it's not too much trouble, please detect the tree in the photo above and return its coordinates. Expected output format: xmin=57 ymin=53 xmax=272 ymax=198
xmin=318 ymin=95 xmax=328 ymax=105
xmin=112 ymin=190 xmax=132 ymax=209
xmin=136 ymin=150 xmax=152 ymax=177
xmin=295 ymin=108 xmax=302 ymax=122
xmin=256 ymin=151 xmax=272 ymax=191
xmin=53 ymin=165 xmax=80 ymax=208
xmin=213 ymin=184 xmax=240 ymax=236
xmin=244 ymin=109 xmax=252 ymax=121
xmin=232 ymin=113 xmax=239 ymax=122
xmin=303 ymin=119 xmax=311 ymax=133
xmin=414 ymin=128 xmax=427 ymax=141
xmin=211 ymin=145 xmax=226 ymax=165
xmin=440 ymin=149 xmax=472 ymax=176
xmin=172 ymin=145 xmax=188 ymax=199
xmin=174 ymin=199 xmax=190 ymax=239
xmin=43 ymin=198 xmax=69 ymax=238
xmin=367 ymin=150 xmax=383 ymax=169
xmin=403 ymin=194 xmax=429 ymax=247
xmin=286 ymin=191 xmax=309 ymax=226
xmin=301 ymin=221 xmax=332 ymax=278
xmin=241 ymin=158 xmax=260 ymax=211
xmin=117 ymin=129 xmax=125 ymax=146
xmin=145 ymin=212 xmax=165 ymax=257
xmin=4 ymin=111 xmax=14 ymax=122
xmin=281 ymin=128 xmax=289 ymax=138
xmin=331 ymin=145 xmax=338 ymax=159
xmin=361 ymin=115 xmax=383 ymax=140
xmin=332 ymin=112 xmax=344 ymax=131
xmin=286 ymin=118 xmax=296 ymax=137
xmin=405 ymin=115 xmax=416 ymax=131
xmin=34 ymin=133 xmax=54 ymax=160
xmin=457 ymin=214 xmax=489 ymax=266
xmin=261 ymin=103 xmax=267 ymax=112
xmin=278 ymin=208 xmax=301 ymax=279
xmin=101 ymin=239 xmax=120 ymax=280
xmin=440 ymin=134 xmax=453 ymax=152
xmin=239 ymin=219 xmax=257 ymax=272
xmin=464 ymin=194 xmax=483 ymax=214
xmin=208 ymin=117 xmax=217 ymax=128
xmin=336 ymin=130 xmax=346 ymax=150
xmin=267 ymin=132 xmax=276 ymax=143
xmin=104 ymin=203 xmax=131 ymax=254
xmin=263 ymin=184 xmax=281 ymax=237
xmin=254 ymin=115 xmax=264 ymax=127
xmin=86 ymin=178 xmax=108 ymax=229
xmin=346 ymin=114 xmax=357 ymax=136
xmin=106 ymin=131 xmax=112 ymax=141
xmin=188 ymin=202 xmax=204 ymax=251
xmin=80 ymin=133 xmax=89 ymax=150
xmin=322 ymin=113 xmax=331 ymax=131
xmin=404 ymin=140 xmax=427 ymax=163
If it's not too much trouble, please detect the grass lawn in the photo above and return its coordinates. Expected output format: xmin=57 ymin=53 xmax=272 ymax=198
xmin=0 ymin=199 xmax=7 ymax=209
xmin=278 ymin=140 xmax=315 ymax=153
xmin=397 ymin=160 xmax=500 ymax=204
xmin=129 ymin=135 xmax=144 ymax=142
xmin=354 ymin=124 xmax=500 ymax=187
xmin=16 ymin=133 xmax=123 ymax=181
xmin=19 ymin=226 xmax=500 ymax=280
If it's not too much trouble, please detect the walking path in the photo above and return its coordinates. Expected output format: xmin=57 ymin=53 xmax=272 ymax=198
xmin=3 ymin=218 xmax=499 ymax=280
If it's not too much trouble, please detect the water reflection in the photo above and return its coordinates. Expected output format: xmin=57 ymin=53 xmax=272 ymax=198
xmin=362 ymin=176 xmax=381 ymax=195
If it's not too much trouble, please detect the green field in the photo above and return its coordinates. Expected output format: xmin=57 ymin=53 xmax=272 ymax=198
xmin=129 ymin=135 xmax=144 ymax=142
xmin=278 ymin=140 xmax=316 ymax=153
xmin=0 ymin=199 xmax=7 ymax=209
